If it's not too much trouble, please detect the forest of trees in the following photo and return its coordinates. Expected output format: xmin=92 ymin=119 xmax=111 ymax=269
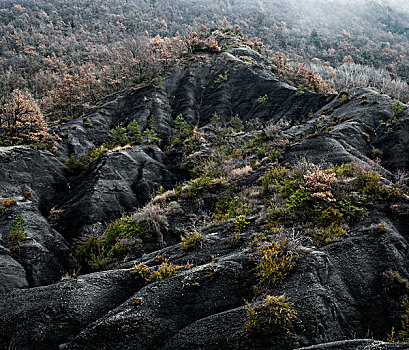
xmin=1 ymin=0 xmax=409 ymax=140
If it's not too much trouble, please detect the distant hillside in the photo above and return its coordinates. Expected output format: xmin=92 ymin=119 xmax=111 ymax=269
xmin=1 ymin=0 xmax=409 ymax=120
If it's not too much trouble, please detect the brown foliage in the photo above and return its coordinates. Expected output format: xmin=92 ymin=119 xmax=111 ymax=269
xmin=0 ymin=89 xmax=48 ymax=146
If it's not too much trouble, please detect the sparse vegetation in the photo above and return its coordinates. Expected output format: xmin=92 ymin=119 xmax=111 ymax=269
xmin=245 ymin=294 xmax=298 ymax=334
xmin=9 ymin=216 xmax=28 ymax=245
xmin=130 ymin=259 xmax=192 ymax=284
xmin=181 ymin=231 xmax=203 ymax=251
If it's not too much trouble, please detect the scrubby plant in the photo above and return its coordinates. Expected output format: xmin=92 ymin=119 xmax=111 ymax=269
xmin=143 ymin=128 xmax=158 ymax=144
xmin=127 ymin=120 xmax=142 ymax=144
xmin=235 ymin=215 xmax=249 ymax=233
xmin=64 ymin=145 xmax=109 ymax=172
xmin=182 ymin=175 xmax=213 ymax=198
xmin=9 ymin=216 xmax=27 ymax=245
xmin=2 ymin=198 xmax=17 ymax=209
xmin=181 ymin=231 xmax=203 ymax=251
xmin=132 ymin=204 xmax=168 ymax=238
xmin=214 ymin=74 xmax=228 ymax=84
xmin=245 ymin=294 xmax=298 ymax=334
xmin=393 ymin=101 xmax=403 ymax=117
xmin=261 ymin=165 xmax=288 ymax=196
xmin=312 ymin=223 xmax=346 ymax=244
xmin=153 ymin=76 xmax=166 ymax=91
xmin=354 ymin=168 xmax=382 ymax=194
xmin=257 ymin=94 xmax=268 ymax=104
xmin=382 ymin=271 xmax=409 ymax=296
xmin=0 ymin=89 xmax=49 ymax=146
xmin=213 ymin=194 xmax=249 ymax=221
xmin=210 ymin=112 xmax=221 ymax=127
xmin=317 ymin=207 xmax=343 ymax=227
xmin=84 ymin=118 xmax=93 ymax=128
xmin=339 ymin=92 xmax=349 ymax=105
xmin=286 ymin=189 xmax=313 ymax=210
xmin=130 ymin=259 xmax=192 ymax=284
xmin=230 ymin=115 xmax=244 ymax=131
xmin=390 ymin=296 xmax=409 ymax=343
xmin=301 ymin=164 xmax=337 ymax=203
xmin=335 ymin=193 xmax=365 ymax=222
xmin=171 ymin=114 xmax=193 ymax=146
xmin=108 ymin=123 xmax=128 ymax=146
xmin=103 ymin=216 xmax=140 ymax=246
xmin=254 ymin=239 xmax=294 ymax=289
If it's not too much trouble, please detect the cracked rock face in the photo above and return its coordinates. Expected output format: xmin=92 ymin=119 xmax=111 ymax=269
xmin=1 ymin=42 xmax=409 ymax=350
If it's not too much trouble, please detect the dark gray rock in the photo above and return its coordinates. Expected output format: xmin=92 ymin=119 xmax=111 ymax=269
xmin=0 ymin=269 xmax=139 ymax=350
xmin=1 ymin=41 xmax=409 ymax=350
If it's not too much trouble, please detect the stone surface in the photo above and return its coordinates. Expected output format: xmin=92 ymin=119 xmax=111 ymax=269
xmin=1 ymin=40 xmax=409 ymax=350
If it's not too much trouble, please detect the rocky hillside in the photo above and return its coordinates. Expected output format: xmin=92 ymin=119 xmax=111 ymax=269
xmin=1 ymin=33 xmax=409 ymax=350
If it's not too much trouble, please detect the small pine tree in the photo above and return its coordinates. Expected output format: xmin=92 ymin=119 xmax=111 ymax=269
xmin=210 ymin=112 xmax=221 ymax=127
xmin=148 ymin=115 xmax=156 ymax=129
xmin=127 ymin=120 xmax=142 ymax=144
xmin=108 ymin=124 xmax=129 ymax=146
xmin=143 ymin=128 xmax=158 ymax=144
xmin=230 ymin=115 xmax=243 ymax=131
xmin=9 ymin=216 xmax=27 ymax=245
xmin=174 ymin=114 xmax=187 ymax=132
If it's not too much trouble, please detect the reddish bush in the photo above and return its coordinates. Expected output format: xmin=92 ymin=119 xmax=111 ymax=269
xmin=0 ymin=89 xmax=48 ymax=146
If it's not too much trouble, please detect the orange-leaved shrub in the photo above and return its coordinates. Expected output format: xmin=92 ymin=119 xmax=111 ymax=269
xmin=0 ymin=89 xmax=48 ymax=146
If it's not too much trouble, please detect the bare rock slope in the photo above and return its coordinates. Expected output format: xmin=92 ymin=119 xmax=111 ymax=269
xmin=1 ymin=38 xmax=409 ymax=350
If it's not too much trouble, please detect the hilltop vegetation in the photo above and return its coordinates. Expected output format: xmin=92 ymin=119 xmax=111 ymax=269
xmin=1 ymin=0 xmax=409 ymax=123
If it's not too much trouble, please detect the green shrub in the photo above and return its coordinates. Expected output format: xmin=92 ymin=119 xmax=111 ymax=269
xmin=65 ymin=145 xmax=109 ymax=172
xmin=267 ymin=208 xmax=293 ymax=226
xmin=153 ymin=76 xmax=166 ymax=91
xmin=399 ymin=296 xmax=409 ymax=342
xmin=336 ymin=193 xmax=365 ymax=222
xmin=257 ymin=94 xmax=268 ymax=104
xmin=261 ymin=165 xmax=288 ymax=196
xmin=210 ymin=112 xmax=221 ymax=127
xmin=339 ymin=93 xmax=349 ymax=105
xmin=103 ymin=216 xmax=141 ymax=246
xmin=181 ymin=231 xmax=203 ymax=251
xmin=183 ymin=175 xmax=212 ymax=198
xmin=84 ymin=118 xmax=93 ymax=128
xmin=317 ymin=207 xmax=343 ymax=227
xmin=131 ymin=259 xmax=192 ymax=284
xmin=213 ymin=195 xmax=248 ymax=221
xmin=354 ymin=170 xmax=382 ymax=194
xmin=9 ymin=216 xmax=28 ymax=245
xmin=254 ymin=239 xmax=294 ymax=289
xmin=230 ymin=115 xmax=244 ymax=131
xmin=286 ymin=189 xmax=312 ymax=209
xmin=393 ymin=101 xmax=403 ymax=116
xmin=109 ymin=121 xmax=142 ymax=146
xmin=108 ymin=124 xmax=129 ymax=146
xmin=127 ymin=120 xmax=142 ymax=144
xmin=234 ymin=215 xmax=249 ymax=233
xmin=143 ymin=128 xmax=158 ymax=144
xmin=312 ymin=223 xmax=346 ymax=244
xmin=214 ymin=74 xmax=228 ymax=84
xmin=245 ymin=294 xmax=298 ymax=334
